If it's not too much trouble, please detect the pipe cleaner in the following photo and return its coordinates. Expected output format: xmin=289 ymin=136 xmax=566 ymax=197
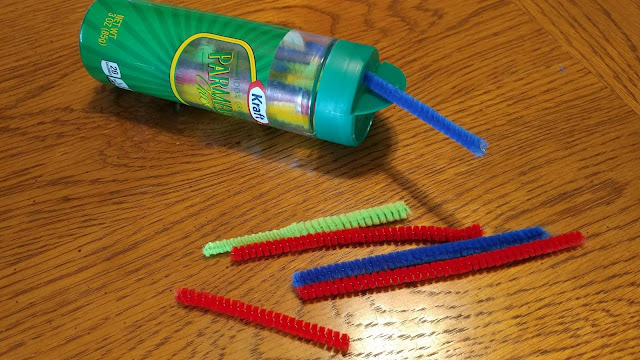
xmin=363 ymin=71 xmax=488 ymax=156
xmin=292 ymin=227 xmax=549 ymax=287
xmin=230 ymin=224 xmax=483 ymax=261
xmin=175 ymin=288 xmax=350 ymax=352
xmin=203 ymin=201 xmax=411 ymax=257
xmin=295 ymin=232 xmax=585 ymax=299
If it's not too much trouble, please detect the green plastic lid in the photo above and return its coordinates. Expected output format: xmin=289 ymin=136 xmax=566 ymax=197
xmin=313 ymin=39 xmax=407 ymax=146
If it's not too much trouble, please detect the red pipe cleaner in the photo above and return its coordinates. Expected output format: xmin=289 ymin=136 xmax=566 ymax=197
xmin=295 ymin=232 xmax=584 ymax=300
xmin=175 ymin=288 xmax=350 ymax=352
xmin=230 ymin=224 xmax=483 ymax=261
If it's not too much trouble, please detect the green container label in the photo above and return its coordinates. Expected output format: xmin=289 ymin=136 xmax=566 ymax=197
xmin=79 ymin=0 xmax=289 ymax=122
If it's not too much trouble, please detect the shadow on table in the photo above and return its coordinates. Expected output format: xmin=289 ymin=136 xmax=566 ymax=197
xmin=87 ymin=86 xmax=462 ymax=226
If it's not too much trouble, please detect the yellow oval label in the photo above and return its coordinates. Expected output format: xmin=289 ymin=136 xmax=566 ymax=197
xmin=170 ymin=33 xmax=257 ymax=120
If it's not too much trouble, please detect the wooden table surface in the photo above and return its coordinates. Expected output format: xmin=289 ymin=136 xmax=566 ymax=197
xmin=2 ymin=0 xmax=639 ymax=358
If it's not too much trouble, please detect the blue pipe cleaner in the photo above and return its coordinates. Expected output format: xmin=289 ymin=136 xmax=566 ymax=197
xmin=363 ymin=71 xmax=488 ymax=156
xmin=291 ymin=227 xmax=548 ymax=287
xmin=271 ymin=61 xmax=290 ymax=73
xmin=305 ymin=41 xmax=327 ymax=57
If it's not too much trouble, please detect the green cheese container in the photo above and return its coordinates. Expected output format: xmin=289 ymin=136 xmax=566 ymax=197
xmin=79 ymin=0 xmax=406 ymax=146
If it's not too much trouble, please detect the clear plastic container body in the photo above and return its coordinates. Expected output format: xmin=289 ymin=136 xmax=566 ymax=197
xmin=266 ymin=31 xmax=335 ymax=136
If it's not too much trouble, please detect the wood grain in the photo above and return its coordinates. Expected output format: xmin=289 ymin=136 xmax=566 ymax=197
xmin=1 ymin=0 xmax=639 ymax=359
xmin=514 ymin=0 xmax=640 ymax=114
